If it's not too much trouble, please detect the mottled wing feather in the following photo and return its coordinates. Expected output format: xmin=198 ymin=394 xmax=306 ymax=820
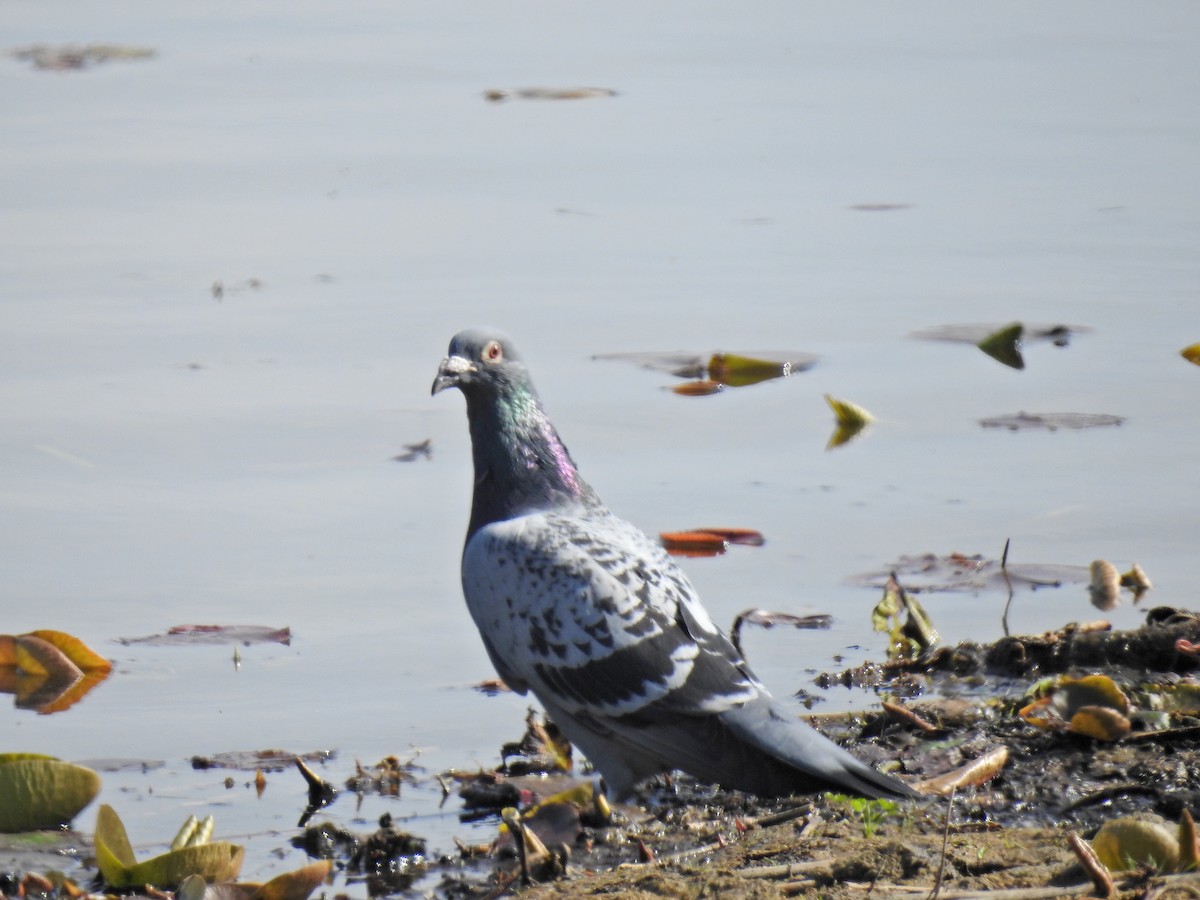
xmin=461 ymin=506 xmax=760 ymax=719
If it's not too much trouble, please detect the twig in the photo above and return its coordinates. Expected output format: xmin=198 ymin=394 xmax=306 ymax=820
xmin=925 ymin=787 xmax=955 ymax=900
xmin=1000 ymin=538 xmax=1014 ymax=638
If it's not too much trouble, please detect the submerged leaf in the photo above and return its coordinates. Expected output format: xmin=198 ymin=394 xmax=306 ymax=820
xmin=484 ymin=86 xmax=617 ymax=102
xmin=980 ymin=411 xmax=1125 ymax=431
xmin=0 ymin=756 xmax=101 ymax=833
xmin=116 ymin=625 xmax=292 ymax=647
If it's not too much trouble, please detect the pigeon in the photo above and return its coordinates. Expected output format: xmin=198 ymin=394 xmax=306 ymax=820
xmin=432 ymin=327 xmax=916 ymax=800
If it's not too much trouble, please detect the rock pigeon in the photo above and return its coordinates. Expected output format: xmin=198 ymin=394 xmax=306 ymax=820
xmin=432 ymin=328 xmax=915 ymax=800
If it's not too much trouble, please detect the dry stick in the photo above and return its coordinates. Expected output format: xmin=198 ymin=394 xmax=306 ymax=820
xmin=845 ymin=883 xmax=1096 ymax=899
xmin=925 ymin=787 xmax=956 ymax=900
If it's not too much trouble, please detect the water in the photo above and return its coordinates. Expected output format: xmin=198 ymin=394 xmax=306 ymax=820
xmin=3 ymin=1 xmax=1199 ymax=892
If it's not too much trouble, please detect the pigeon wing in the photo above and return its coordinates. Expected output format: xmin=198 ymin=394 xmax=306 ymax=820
xmin=461 ymin=506 xmax=760 ymax=719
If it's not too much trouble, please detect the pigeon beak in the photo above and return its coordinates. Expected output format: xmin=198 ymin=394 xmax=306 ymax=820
xmin=431 ymin=355 xmax=475 ymax=395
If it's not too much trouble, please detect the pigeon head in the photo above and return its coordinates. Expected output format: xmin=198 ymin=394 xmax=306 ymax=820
xmin=433 ymin=328 xmax=600 ymax=535
xmin=431 ymin=328 xmax=526 ymax=399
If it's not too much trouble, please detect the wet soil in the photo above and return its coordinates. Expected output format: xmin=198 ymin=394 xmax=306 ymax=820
xmin=421 ymin=609 xmax=1200 ymax=899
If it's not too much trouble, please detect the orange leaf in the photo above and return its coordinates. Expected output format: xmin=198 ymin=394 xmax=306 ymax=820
xmin=672 ymin=380 xmax=724 ymax=396
xmin=660 ymin=531 xmax=727 ymax=557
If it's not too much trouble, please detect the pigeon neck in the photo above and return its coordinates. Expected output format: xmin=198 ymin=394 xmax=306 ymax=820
xmin=465 ymin=387 xmax=598 ymax=535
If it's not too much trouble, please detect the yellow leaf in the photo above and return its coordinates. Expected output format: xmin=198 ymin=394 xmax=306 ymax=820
xmin=0 ymin=757 xmax=101 ymax=833
xmin=95 ymin=804 xmax=138 ymax=870
xmin=1092 ymin=816 xmax=1180 ymax=871
xmin=97 ymin=805 xmax=245 ymax=889
xmin=1060 ymin=674 xmax=1131 ymax=717
xmin=1068 ymin=705 xmax=1131 ymax=741
xmin=708 ymin=353 xmax=789 ymax=387
xmin=824 ymin=394 xmax=874 ymax=428
xmin=27 ymin=630 xmax=111 ymax=672
xmin=1181 ymin=343 xmax=1200 ymax=366
xmin=128 ymin=842 xmax=245 ymax=889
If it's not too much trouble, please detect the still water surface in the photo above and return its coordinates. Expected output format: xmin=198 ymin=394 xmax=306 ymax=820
xmin=3 ymin=1 xmax=1198 ymax=892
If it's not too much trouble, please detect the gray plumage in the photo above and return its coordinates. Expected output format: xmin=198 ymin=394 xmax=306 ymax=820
xmin=432 ymin=327 xmax=915 ymax=800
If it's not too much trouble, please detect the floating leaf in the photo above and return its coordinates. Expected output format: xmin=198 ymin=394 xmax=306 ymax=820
xmin=595 ymin=348 xmax=816 ymax=395
xmin=1092 ymin=816 xmax=1181 ymax=872
xmin=707 ymin=353 xmax=791 ymax=388
xmin=661 ymin=531 xmax=727 ymax=556
xmin=825 ymin=394 xmax=874 ymax=429
xmin=912 ymin=322 xmax=1090 ymax=347
xmin=25 ymin=631 xmax=110 ymax=672
xmin=979 ymin=411 xmax=1125 ymax=431
xmin=0 ymin=755 xmax=101 ymax=832
xmin=671 ymin=380 xmax=724 ymax=397
xmin=116 ymin=625 xmax=292 ymax=647
xmin=824 ymin=394 xmax=874 ymax=449
xmin=848 ymin=553 xmax=1089 ymax=594
xmin=12 ymin=636 xmax=82 ymax=681
xmin=1181 ymin=344 xmax=1200 ymax=366
xmin=730 ymin=609 xmax=832 ymax=657
xmin=96 ymin=804 xmax=244 ymax=889
xmin=976 ymin=322 xmax=1025 ymax=369
xmin=484 ymin=86 xmax=617 ymax=102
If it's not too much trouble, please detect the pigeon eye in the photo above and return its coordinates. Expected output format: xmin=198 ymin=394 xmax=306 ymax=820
xmin=484 ymin=341 xmax=503 ymax=363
